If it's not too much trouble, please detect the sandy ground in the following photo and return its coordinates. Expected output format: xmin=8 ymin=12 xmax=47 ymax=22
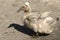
xmin=0 ymin=0 xmax=60 ymax=40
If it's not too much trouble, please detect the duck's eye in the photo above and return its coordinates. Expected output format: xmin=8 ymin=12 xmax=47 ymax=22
xmin=21 ymin=6 xmax=25 ymax=10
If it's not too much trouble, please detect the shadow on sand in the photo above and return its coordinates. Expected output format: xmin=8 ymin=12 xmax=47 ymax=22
xmin=8 ymin=23 xmax=49 ymax=36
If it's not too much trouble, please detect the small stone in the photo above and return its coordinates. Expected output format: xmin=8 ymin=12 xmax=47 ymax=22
xmin=4 ymin=32 xmax=9 ymax=36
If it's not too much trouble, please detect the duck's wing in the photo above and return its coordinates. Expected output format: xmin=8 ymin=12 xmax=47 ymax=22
xmin=42 ymin=17 xmax=56 ymax=26
xmin=38 ymin=17 xmax=56 ymax=33
xmin=40 ymin=11 xmax=52 ymax=19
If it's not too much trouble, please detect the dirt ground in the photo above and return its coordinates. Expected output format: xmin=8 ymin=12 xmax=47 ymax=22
xmin=0 ymin=0 xmax=60 ymax=40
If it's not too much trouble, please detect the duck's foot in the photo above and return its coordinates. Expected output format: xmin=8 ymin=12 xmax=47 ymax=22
xmin=31 ymin=35 xmax=39 ymax=38
xmin=31 ymin=33 xmax=39 ymax=38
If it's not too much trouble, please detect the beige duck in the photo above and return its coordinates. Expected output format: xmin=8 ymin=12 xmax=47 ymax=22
xmin=17 ymin=2 xmax=58 ymax=36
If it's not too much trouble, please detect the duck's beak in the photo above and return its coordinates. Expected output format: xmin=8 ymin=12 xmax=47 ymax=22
xmin=17 ymin=8 xmax=21 ymax=13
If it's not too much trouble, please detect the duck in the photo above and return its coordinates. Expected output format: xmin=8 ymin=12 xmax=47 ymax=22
xmin=17 ymin=2 xmax=58 ymax=36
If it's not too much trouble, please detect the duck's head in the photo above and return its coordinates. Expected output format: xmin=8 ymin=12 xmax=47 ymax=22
xmin=20 ymin=2 xmax=31 ymax=12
